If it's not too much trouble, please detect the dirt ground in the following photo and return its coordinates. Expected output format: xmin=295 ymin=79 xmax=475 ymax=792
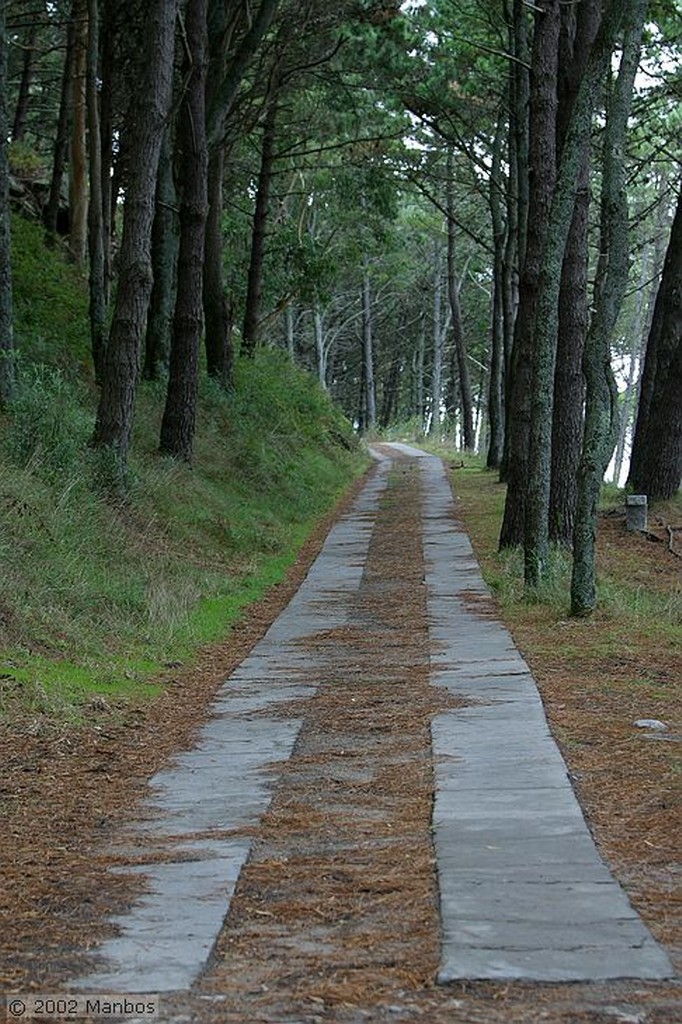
xmin=1 ymin=455 xmax=680 ymax=1023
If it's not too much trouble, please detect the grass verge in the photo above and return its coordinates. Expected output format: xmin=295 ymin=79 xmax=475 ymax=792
xmin=0 ymin=350 xmax=368 ymax=720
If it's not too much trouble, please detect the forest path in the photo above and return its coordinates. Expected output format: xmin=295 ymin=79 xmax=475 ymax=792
xmin=71 ymin=445 xmax=673 ymax=1021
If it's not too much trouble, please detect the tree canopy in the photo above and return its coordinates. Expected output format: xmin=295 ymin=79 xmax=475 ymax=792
xmin=1 ymin=0 xmax=680 ymax=611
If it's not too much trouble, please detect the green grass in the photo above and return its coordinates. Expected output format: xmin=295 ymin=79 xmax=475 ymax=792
xmin=451 ymin=465 xmax=681 ymax=675
xmin=1 ymin=217 xmax=368 ymax=718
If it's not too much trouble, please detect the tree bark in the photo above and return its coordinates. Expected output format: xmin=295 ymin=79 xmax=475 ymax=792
xmin=242 ymin=96 xmax=278 ymax=356
xmin=87 ymin=0 xmax=107 ymax=381
xmin=285 ymin=301 xmax=296 ymax=361
xmin=160 ymin=0 xmax=209 ymax=462
xmin=203 ymin=146 xmax=233 ymax=386
xmin=314 ymin=307 xmax=327 ymax=387
xmin=627 ymin=180 xmax=682 ymax=500
xmin=362 ymin=263 xmax=376 ymax=432
xmin=499 ymin=0 xmax=561 ymax=549
xmin=446 ymin=150 xmax=474 ymax=449
xmin=44 ymin=4 xmax=76 ymax=241
xmin=144 ymin=127 xmax=179 ymax=381
xmin=99 ymin=0 xmax=116 ymax=301
xmin=487 ymin=111 xmax=506 ymax=469
xmin=429 ymin=250 xmax=444 ymax=436
xmin=549 ymin=0 xmax=600 ymax=546
xmin=526 ymin=0 xmax=630 ymax=589
xmin=11 ymin=17 xmax=38 ymax=141
xmin=499 ymin=0 xmax=528 ymax=478
xmin=571 ymin=0 xmax=647 ymax=615
xmin=92 ymin=0 xmax=179 ymax=471
xmin=0 ymin=0 xmax=14 ymax=407
xmin=68 ymin=0 xmax=88 ymax=266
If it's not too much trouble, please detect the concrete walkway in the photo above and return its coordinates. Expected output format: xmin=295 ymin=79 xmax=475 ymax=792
xmin=74 ymin=444 xmax=672 ymax=992
xmin=402 ymin=444 xmax=674 ymax=982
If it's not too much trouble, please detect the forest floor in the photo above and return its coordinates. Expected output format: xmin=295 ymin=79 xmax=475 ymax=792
xmin=0 ymin=451 xmax=680 ymax=1024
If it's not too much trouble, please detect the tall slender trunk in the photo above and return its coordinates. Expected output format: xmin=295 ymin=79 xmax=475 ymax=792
xmin=314 ymin=307 xmax=327 ymax=388
xmin=144 ymin=128 xmax=179 ymax=381
xmin=160 ymin=0 xmax=209 ymax=462
xmin=380 ymin=359 xmax=400 ymax=429
xmin=487 ymin=112 xmax=506 ymax=468
xmin=627 ymin=179 xmax=682 ymax=500
xmin=0 ymin=0 xmax=14 ymax=407
xmin=430 ymin=251 xmax=443 ymax=436
xmin=414 ymin=312 xmax=425 ymax=429
xmin=87 ymin=0 xmax=107 ymax=381
xmin=68 ymin=0 xmax=88 ymax=266
xmin=203 ymin=146 xmax=233 ymax=386
xmin=285 ymin=301 xmax=296 ymax=360
xmin=45 ymin=5 xmax=76 ymax=241
xmin=512 ymin=0 xmax=530 ymax=274
xmin=242 ymin=96 xmax=278 ymax=356
xmin=446 ymin=157 xmax=475 ymax=450
xmin=92 ymin=0 xmax=179 ymax=472
xmin=499 ymin=0 xmax=560 ymax=549
xmin=549 ymin=0 xmax=601 ymax=546
xmin=11 ymin=19 xmax=38 ymax=141
xmin=362 ymin=264 xmax=376 ymax=432
xmin=499 ymin=0 xmax=526 ymax=478
xmin=612 ymin=243 xmax=651 ymax=485
xmin=99 ymin=0 xmax=116 ymax=301
xmin=571 ymin=0 xmax=647 ymax=615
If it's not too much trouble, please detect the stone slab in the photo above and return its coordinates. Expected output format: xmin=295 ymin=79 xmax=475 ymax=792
xmin=75 ymin=458 xmax=392 ymax=993
xmin=402 ymin=448 xmax=676 ymax=984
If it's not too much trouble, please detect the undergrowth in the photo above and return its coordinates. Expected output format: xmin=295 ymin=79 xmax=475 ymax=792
xmin=451 ymin=464 xmax=682 ymax=674
xmin=0 ymin=215 xmax=366 ymax=719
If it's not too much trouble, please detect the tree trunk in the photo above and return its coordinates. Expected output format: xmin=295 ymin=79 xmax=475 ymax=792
xmin=612 ymin=241 xmax=653 ymax=485
xmin=548 ymin=157 xmax=589 ymax=546
xmin=99 ymin=0 xmax=116 ymax=301
xmin=446 ymin=153 xmax=474 ymax=449
xmin=87 ymin=0 xmax=107 ymax=381
xmin=413 ymin=312 xmax=425 ymax=430
xmin=526 ymin=0 xmax=629 ymax=588
xmin=11 ymin=18 xmax=38 ymax=141
xmin=627 ymin=179 xmax=682 ymax=500
xmin=571 ymin=0 xmax=646 ymax=615
xmin=203 ymin=146 xmax=234 ymax=387
xmin=511 ymin=0 xmax=530 ymax=274
xmin=487 ymin=112 xmax=506 ymax=469
xmin=380 ymin=358 xmax=400 ymax=429
xmin=160 ymin=0 xmax=209 ymax=462
xmin=68 ymin=0 xmax=88 ymax=266
xmin=314 ymin=307 xmax=327 ymax=388
xmin=242 ymin=96 xmax=278 ymax=356
xmin=285 ymin=301 xmax=296 ymax=360
xmin=549 ymin=0 xmax=600 ymax=546
xmin=44 ymin=4 xmax=76 ymax=241
xmin=499 ymin=0 xmax=560 ymax=549
xmin=499 ymin=0 xmax=527 ymax=478
xmin=92 ymin=0 xmax=179 ymax=471
xmin=0 ymin=0 xmax=14 ymax=407
xmin=144 ymin=127 xmax=179 ymax=380
xmin=429 ymin=250 xmax=444 ymax=436
xmin=362 ymin=264 xmax=376 ymax=432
